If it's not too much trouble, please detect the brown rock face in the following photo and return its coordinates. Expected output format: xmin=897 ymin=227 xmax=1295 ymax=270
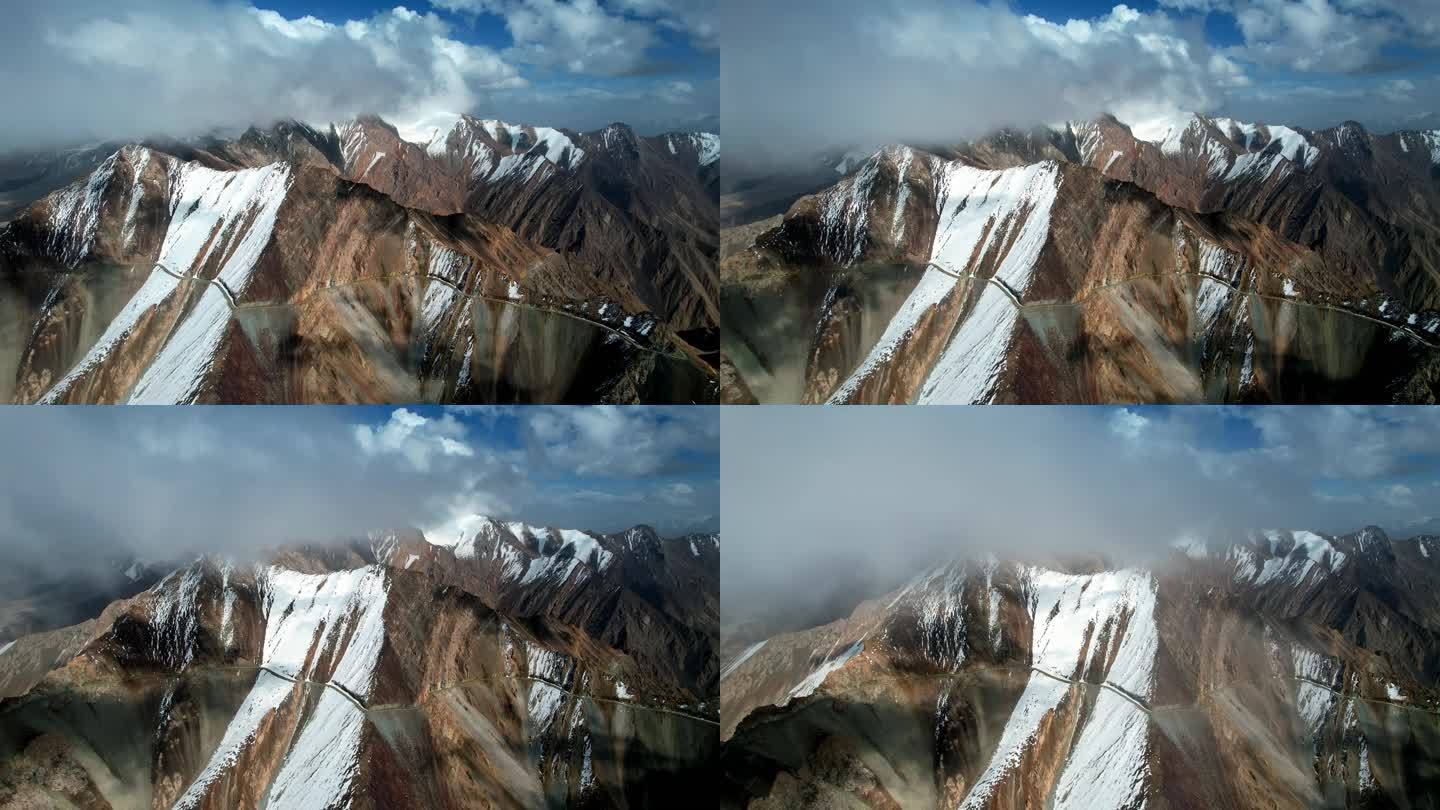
xmin=1 ymin=122 xmax=717 ymax=403
xmin=0 ymin=522 xmax=719 ymax=808
xmin=722 ymin=116 xmax=1440 ymax=404
xmin=721 ymin=529 xmax=1440 ymax=809
xmin=307 ymin=115 xmax=718 ymax=333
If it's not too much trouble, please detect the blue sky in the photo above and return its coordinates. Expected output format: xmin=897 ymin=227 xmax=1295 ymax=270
xmin=0 ymin=1 xmax=718 ymax=150
xmin=0 ymin=406 xmax=719 ymax=570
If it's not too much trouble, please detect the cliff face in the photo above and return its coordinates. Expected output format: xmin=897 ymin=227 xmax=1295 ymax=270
xmin=0 ymin=522 xmax=720 ymax=808
xmin=720 ymin=529 xmax=1440 ymax=809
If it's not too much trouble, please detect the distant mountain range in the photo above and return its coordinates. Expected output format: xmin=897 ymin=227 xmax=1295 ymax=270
xmin=0 ymin=516 xmax=719 ymax=807
xmin=0 ymin=114 xmax=720 ymax=403
xmin=722 ymin=113 xmax=1440 ymax=404
xmin=720 ymin=526 xmax=1440 ymax=808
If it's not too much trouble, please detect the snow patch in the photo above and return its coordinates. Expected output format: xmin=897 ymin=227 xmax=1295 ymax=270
xmin=173 ymin=671 xmax=293 ymax=809
xmin=260 ymin=565 xmax=389 ymax=699
xmin=832 ymin=161 xmax=1061 ymax=403
xmin=786 ymin=641 xmax=862 ymax=703
xmin=721 ymin=640 xmax=766 ymax=679
xmin=267 ymin=687 xmax=367 ymax=808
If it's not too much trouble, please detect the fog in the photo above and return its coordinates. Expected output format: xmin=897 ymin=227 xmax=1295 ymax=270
xmin=721 ymin=0 xmax=1440 ymax=175
xmin=0 ymin=405 xmax=719 ymax=584
xmin=721 ymin=406 xmax=1440 ymax=629
xmin=721 ymin=0 xmax=1234 ymax=173
xmin=0 ymin=1 xmax=715 ymax=152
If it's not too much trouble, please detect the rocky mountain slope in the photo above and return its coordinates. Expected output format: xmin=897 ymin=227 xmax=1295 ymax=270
xmin=0 ymin=114 xmax=719 ymax=404
xmin=721 ymin=114 xmax=1440 ymax=404
xmin=720 ymin=527 xmax=1440 ymax=809
xmin=0 ymin=517 xmax=719 ymax=808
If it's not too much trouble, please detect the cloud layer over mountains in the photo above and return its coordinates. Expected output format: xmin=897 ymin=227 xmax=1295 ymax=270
xmin=722 ymin=0 xmax=1440 ymax=171
xmin=0 ymin=406 xmax=719 ymax=579
xmin=721 ymin=406 xmax=1440 ymax=620
xmin=0 ymin=0 xmax=717 ymax=150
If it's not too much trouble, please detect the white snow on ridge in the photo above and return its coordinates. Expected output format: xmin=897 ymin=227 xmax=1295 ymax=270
xmin=1130 ymin=112 xmax=1198 ymax=157
xmin=126 ymin=284 xmax=233 ymax=404
xmin=173 ymin=671 xmax=293 ymax=810
xmin=786 ymin=641 xmax=862 ymax=703
xmin=669 ymin=132 xmax=719 ymax=167
xmin=1028 ymin=568 xmax=1158 ymax=697
xmin=1295 ymin=681 xmax=1336 ymax=747
xmin=721 ymin=640 xmax=766 ymax=680
xmin=46 ymin=151 xmax=119 ymax=268
xmin=419 ymin=278 xmax=460 ymax=347
xmin=0 ymin=641 xmax=14 ymax=658
xmin=260 ymin=565 xmax=389 ymax=699
xmin=830 ymin=160 xmax=1061 ymax=404
xmin=40 ymin=266 xmax=181 ymax=402
xmin=1293 ymin=646 xmax=1340 ymax=686
xmin=958 ymin=676 xmax=1071 ymax=809
xmin=528 ymin=644 xmax=576 ymax=685
xmin=120 ymin=147 xmax=152 ymax=249
xmin=125 ymin=161 xmax=294 ymax=404
xmin=1251 ymin=530 xmax=1347 ymax=586
xmin=916 ymin=161 xmax=1062 ymax=404
xmin=1051 ymin=688 xmax=1150 ymax=810
xmin=555 ymin=528 xmax=615 ymax=571
xmin=267 ymin=687 xmax=367 ymax=808
xmin=889 ymin=147 xmax=915 ymax=243
xmin=427 ymin=244 xmax=469 ymax=285
xmin=527 ymin=681 xmax=567 ymax=738
xmin=479 ymin=119 xmax=584 ymax=168
xmin=818 ymin=151 xmax=882 ymax=265
xmin=961 ymin=567 xmax=1158 ymax=809
xmin=1171 ymin=534 xmax=1209 ymax=560
xmin=149 ymin=565 xmax=205 ymax=671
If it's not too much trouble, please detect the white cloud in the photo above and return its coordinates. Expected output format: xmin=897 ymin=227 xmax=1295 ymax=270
xmin=657 ymin=482 xmax=695 ymax=505
xmin=1 ymin=2 xmax=524 ymax=149
xmin=1163 ymin=0 xmax=1439 ymax=74
xmin=1381 ymin=483 xmax=1415 ymax=508
xmin=724 ymin=0 xmax=1242 ymax=169
xmin=524 ymin=406 xmax=718 ymax=477
xmin=354 ymin=408 xmax=475 ymax=472
xmin=1110 ymin=408 xmax=1150 ymax=441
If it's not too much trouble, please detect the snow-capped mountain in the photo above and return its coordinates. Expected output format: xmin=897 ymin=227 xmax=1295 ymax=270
xmin=0 ymin=518 xmax=718 ymax=807
xmin=720 ymin=526 xmax=1440 ymax=808
xmin=721 ymin=113 xmax=1440 ymax=404
xmin=0 ymin=113 xmax=719 ymax=404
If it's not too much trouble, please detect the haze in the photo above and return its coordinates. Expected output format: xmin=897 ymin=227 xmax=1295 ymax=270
xmin=722 ymin=0 xmax=1440 ymax=174
xmin=721 ymin=405 xmax=1440 ymax=628
xmin=0 ymin=405 xmax=719 ymax=582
